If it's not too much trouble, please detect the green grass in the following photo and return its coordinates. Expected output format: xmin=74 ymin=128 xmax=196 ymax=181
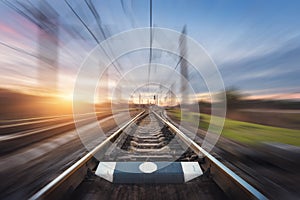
xmin=167 ymin=109 xmax=300 ymax=146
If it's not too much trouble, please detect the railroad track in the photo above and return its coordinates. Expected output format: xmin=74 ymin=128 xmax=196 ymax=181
xmin=29 ymin=108 xmax=267 ymax=200
xmin=0 ymin=112 xmax=111 ymax=153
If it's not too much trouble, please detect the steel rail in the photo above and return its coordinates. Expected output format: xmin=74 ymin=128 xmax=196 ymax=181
xmin=0 ymin=108 xmax=137 ymax=127
xmin=0 ymin=115 xmax=102 ymax=154
xmin=0 ymin=111 xmax=105 ymax=124
xmin=153 ymin=110 xmax=267 ymax=200
xmin=0 ymin=116 xmax=72 ymax=129
xmin=29 ymin=109 xmax=266 ymax=199
xmin=0 ymin=115 xmax=93 ymax=142
xmin=29 ymin=110 xmax=145 ymax=200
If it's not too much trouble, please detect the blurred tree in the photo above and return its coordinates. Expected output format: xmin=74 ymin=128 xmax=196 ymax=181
xmin=225 ymin=87 xmax=243 ymax=110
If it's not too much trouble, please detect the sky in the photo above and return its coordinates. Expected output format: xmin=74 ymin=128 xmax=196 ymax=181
xmin=0 ymin=0 xmax=300 ymax=101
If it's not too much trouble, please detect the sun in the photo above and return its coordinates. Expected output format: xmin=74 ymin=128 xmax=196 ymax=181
xmin=58 ymin=93 xmax=74 ymax=101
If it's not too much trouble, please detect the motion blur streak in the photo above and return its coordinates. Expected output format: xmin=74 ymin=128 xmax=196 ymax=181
xmin=0 ymin=0 xmax=299 ymax=199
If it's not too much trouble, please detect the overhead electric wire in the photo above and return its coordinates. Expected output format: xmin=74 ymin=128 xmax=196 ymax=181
xmin=65 ymin=0 xmax=140 ymax=92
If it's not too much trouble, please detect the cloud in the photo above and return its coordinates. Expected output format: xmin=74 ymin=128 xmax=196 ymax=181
xmin=218 ymin=35 xmax=300 ymax=93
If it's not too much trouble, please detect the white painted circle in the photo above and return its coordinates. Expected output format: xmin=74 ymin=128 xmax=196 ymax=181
xmin=139 ymin=162 xmax=157 ymax=173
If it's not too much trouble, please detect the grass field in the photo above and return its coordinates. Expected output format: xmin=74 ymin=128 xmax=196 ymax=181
xmin=167 ymin=109 xmax=300 ymax=146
